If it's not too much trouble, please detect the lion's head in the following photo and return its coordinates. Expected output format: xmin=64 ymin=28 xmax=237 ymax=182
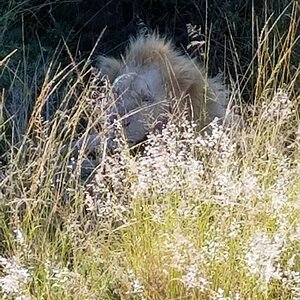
xmin=98 ymin=35 xmax=230 ymax=149
xmin=108 ymin=66 xmax=170 ymax=147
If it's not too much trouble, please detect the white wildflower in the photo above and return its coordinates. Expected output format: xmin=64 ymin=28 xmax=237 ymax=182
xmin=181 ymin=264 xmax=209 ymax=291
xmin=228 ymin=218 xmax=242 ymax=238
xmin=240 ymin=169 xmax=265 ymax=201
xmin=43 ymin=259 xmax=89 ymax=295
xmin=282 ymin=269 xmax=300 ymax=299
xmin=245 ymin=231 xmax=283 ymax=286
xmin=268 ymin=158 xmax=293 ymax=216
xmin=126 ymin=269 xmax=145 ymax=300
xmin=132 ymin=121 xmax=205 ymax=197
xmin=151 ymin=204 xmax=165 ymax=223
xmin=0 ymin=256 xmax=30 ymax=296
xmin=15 ymin=296 xmax=32 ymax=300
xmin=262 ymin=89 xmax=294 ymax=122
xmin=213 ymin=287 xmax=230 ymax=300
xmin=200 ymin=235 xmax=229 ymax=265
xmin=164 ymin=233 xmax=198 ymax=271
xmin=14 ymin=229 xmax=25 ymax=246
xmin=204 ymin=118 xmax=236 ymax=163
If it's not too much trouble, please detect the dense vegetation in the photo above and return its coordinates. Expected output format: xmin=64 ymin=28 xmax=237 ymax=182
xmin=0 ymin=1 xmax=299 ymax=299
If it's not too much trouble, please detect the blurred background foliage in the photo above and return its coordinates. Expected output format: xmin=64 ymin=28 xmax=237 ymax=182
xmin=0 ymin=0 xmax=298 ymax=97
xmin=0 ymin=0 xmax=298 ymax=171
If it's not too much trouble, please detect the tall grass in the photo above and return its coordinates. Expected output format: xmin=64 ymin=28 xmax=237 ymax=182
xmin=0 ymin=1 xmax=299 ymax=300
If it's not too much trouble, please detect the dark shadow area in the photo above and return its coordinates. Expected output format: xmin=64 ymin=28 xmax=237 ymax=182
xmin=1 ymin=0 xmax=297 ymax=79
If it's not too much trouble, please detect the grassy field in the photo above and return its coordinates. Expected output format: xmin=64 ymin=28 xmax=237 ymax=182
xmin=0 ymin=1 xmax=299 ymax=299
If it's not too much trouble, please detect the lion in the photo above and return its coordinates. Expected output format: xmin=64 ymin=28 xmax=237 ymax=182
xmin=97 ymin=34 xmax=233 ymax=149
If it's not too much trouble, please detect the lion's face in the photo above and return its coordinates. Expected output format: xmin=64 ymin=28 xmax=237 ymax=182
xmin=108 ymin=66 xmax=169 ymax=148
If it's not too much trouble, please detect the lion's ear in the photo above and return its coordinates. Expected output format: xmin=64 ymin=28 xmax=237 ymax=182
xmin=97 ymin=56 xmax=123 ymax=82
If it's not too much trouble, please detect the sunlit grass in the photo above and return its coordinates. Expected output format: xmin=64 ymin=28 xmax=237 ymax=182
xmin=0 ymin=1 xmax=299 ymax=300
